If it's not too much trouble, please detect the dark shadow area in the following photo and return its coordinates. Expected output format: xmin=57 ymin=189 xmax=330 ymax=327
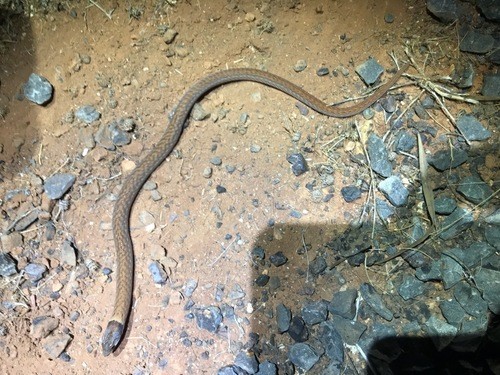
xmin=0 ymin=5 xmax=36 ymax=180
xmin=246 ymin=209 xmax=499 ymax=374
xmin=367 ymin=327 xmax=500 ymax=374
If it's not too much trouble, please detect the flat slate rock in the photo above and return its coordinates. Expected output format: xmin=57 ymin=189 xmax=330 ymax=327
xmin=360 ymin=283 xmax=394 ymax=321
xmin=459 ymin=29 xmax=495 ymax=54
xmin=457 ymin=175 xmax=493 ymax=204
xmin=428 ymin=148 xmax=468 ymax=171
xmin=481 ymin=73 xmax=500 ymax=96
xmin=367 ymin=134 xmax=392 ymax=177
xmin=288 ymin=343 xmax=319 ymax=371
xmin=355 ymin=58 xmax=384 ymax=85
xmin=44 ymin=173 xmax=76 ymax=200
xmin=456 ymin=114 xmax=491 ymax=141
xmin=439 ymin=207 xmax=474 ymax=240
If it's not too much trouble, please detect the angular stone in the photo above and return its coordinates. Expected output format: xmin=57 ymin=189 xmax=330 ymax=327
xmin=24 ymin=73 xmax=53 ymax=105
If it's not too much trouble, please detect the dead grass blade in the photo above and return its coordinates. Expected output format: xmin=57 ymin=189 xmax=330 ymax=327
xmin=417 ymin=133 xmax=437 ymax=229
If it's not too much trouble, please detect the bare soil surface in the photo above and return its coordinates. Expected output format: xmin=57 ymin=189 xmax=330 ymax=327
xmin=0 ymin=1 xmax=498 ymax=374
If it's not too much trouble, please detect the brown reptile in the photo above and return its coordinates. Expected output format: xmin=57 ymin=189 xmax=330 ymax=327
xmin=101 ymin=63 xmax=409 ymax=356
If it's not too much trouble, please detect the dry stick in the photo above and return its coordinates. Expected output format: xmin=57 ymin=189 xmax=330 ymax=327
xmin=87 ymin=0 xmax=114 ymax=19
xmin=301 ymin=231 xmax=311 ymax=283
xmin=354 ymin=121 xmax=378 ymax=239
xmin=418 ymin=133 xmax=437 ymax=228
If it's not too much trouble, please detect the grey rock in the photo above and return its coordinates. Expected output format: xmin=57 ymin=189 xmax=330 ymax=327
xmin=472 ymin=268 xmax=500 ymax=314
xmin=250 ymin=144 xmax=261 ymax=153
xmin=398 ymin=276 xmax=425 ymax=300
xmin=440 ymin=255 xmax=464 ymax=289
xmin=367 ymin=134 xmax=392 ymax=177
xmin=340 ymin=185 xmax=361 ymax=202
xmin=143 ymin=180 xmax=157 ymax=190
xmin=457 ymin=175 xmax=493 ymax=204
xmin=421 ymin=95 xmax=435 ymax=108
xmin=439 ymin=207 xmax=474 ymax=240
xmin=210 ymin=156 xmax=222 ymax=166
xmin=287 ymin=153 xmax=308 ymax=176
xmin=217 ymin=366 xmax=240 ymax=375
xmin=30 ymin=316 xmax=59 ymax=339
xmin=148 ymin=261 xmax=168 ymax=284
xmin=384 ymin=12 xmax=394 ymax=23
xmin=94 ymin=122 xmax=115 ymax=150
xmin=414 ymin=103 xmax=430 ymax=120
xmin=355 ymin=58 xmax=384 ymax=85
xmin=183 ymin=279 xmax=198 ymax=298
xmin=276 ymin=303 xmax=291 ymax=333
xmin=360 ymin=283 xmax=394 ymax=321
xmin=328 ymin=289 xmax=357 ymax=319
xmin=44 ymin=174 xmax=76 ymax=199
xmin=163 ymin=28 xmax=178 ymax=44
xmin=375 ymin=198 xmax=395 ymax=220
xmin=485 ymin=209 xmax=500 ymax=225
xmin=194 ymin=306 xmax=222 ymax=333
xmin=110 ymin=121 xmax=131 ymax=146
xmin=309 ymin=256 xmax=327 ymax=276
xmin=42 ymin=333 xmax=72 ymax=360
xmin=192 ymin=103 xmax=209 ymax=121
xmin=426 ymin=0 xmax=462 ymax=22
xmin=24 ymin=73 xmax=53 ymax=105
xmin=0 ymin=252 xmax=17 ymax=276
xmin=288 ymin=316 xmax=309 ymax=342
xmin=362 ymin=107 xmax=375 ymax=119
xmin=269 ymin=251 xmax=288 ymax=267
xmin=434 ymin=196 xmax=457 ymax=214
xmin=24 ymin=263 xmax=47 ymax=282
xmin=251 ymin=246 xmax=265 ymax=261
xmin=380 ymin=95 xmax=397 ymax=113
xmin=395 ymin=131 xmax=416 ymax=152
xmin=378 ymin=176 xmax=409 ymax=207
xmin=228 ymin=284 xmax=246 ymax=300
xmin=424 ymin=316 xmax=458 ymax=351
xmin=329 ymin=315 xmax=366 ymax=345
xmin=318 ymin=321 xmax=344 ymax=363
xmin=456 ymin=115 xmax=491 ymax=141
xmin=478 ymin=0 xmax=500 ymax=20
xmin=481 ymin=74 xmax=500 ymax=96
xmin=453 ymin=281 xmax=488 ymax=318
xmin=428 ymin=148 xmax=468 ymax=171
xmin=256 ymin=361 xmax=277 ymax=375
xmin=288 ymin=343 xmax=319 ymax=371
xmin=293 ymin=60 xmax=307 ymax=72
xmin=485 ymin=225 xmax=500 ymax=250
xmin=61 ymin=240 xmax=77 ymax=267
xmin=301 ymin=300 xmax=328 ymax=325
xmin=415 ymin=260 xmax=442 ymax=281
xmin=12 ymin=208 xmax=40 ymax=231
xmin=460 ymin=29 xmax=495 ymax=54
xmin=444 ymin=242 xmax=496 ymax=268
xmin=255 ymin=274 xmax=269 ymax=287
xmin=411 ymin=120 xmax=437 ymax=137
xmin=234 ymin=351 xmax=259 ymax=374
xmin=316 ymin=67 xmax=330 ymax=76
xmin=75 ymin=105 xmax=101 ymax=123
xmin=451 ymin=62 xmax=475 ymax=89
xmin=440 ymin=299 xmax=466 ymax=326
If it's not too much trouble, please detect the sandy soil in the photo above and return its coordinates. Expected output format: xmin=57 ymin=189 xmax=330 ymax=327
xmin=0 ymin=1 xmax=496 ymax=374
